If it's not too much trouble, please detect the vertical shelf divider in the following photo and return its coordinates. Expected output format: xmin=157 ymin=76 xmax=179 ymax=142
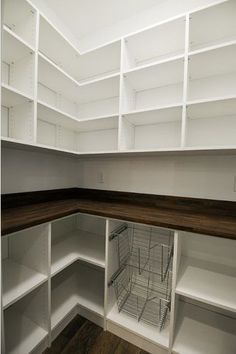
xmin=181 ymin=14 xmax=190 ymax=148
xmin=118 ymin=38 xmax=125 ymax=151
xmin=33 ymin=9 xmax=40 ymax=144
xmin=104 ymin=219 xmax=109 ymax=330
xmin=169 ymin=231 xmax=182 ymax=353
xmin=47 ymin=222 xmax=52 ymax=347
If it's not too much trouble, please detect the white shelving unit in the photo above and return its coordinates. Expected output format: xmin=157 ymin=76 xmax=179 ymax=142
xmin=176 ymin=232 xmax=236 ymax=313
xmin=1 ymin=212 xmax=236 ymax=354
xmin=123 ymin=16 xmax=185 ymax=71
xmin=4 ymin=283 xmax=49 ymax=354
xmin=172 ymin=301 xmax=236 ymax=354
xmin=1 ymin=0 xmax=236 ymax=155
xmin=51 ymin=214 xmax=105 ymax=276
xmin=2 ymin=225 xmax=49 ymax=309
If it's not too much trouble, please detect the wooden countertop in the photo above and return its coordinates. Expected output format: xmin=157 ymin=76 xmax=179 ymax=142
xmin=1 ymin=188 xmax=236 ymax=239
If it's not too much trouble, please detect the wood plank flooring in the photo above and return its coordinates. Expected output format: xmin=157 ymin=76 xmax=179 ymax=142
xmin=44 ymin=315 xmax=150 ymax=354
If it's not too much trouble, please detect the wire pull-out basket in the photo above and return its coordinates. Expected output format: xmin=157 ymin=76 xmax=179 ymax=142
xmin=109 ymin=224 xmax=174 ymax=330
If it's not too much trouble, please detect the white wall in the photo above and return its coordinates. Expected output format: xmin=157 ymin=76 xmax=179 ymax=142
xmin=77 ymin=155 xmax=236 ymax=201
xmin=1 ymin=147 xmax=78 ymax=194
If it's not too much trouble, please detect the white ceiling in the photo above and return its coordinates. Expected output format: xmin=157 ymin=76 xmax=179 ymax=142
xmin=44 ymin=0 xmax=161 ymax=40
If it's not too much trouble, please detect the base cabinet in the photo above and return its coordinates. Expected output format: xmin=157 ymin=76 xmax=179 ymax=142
xmin=1 ymin=213 xmax=236 ymax=354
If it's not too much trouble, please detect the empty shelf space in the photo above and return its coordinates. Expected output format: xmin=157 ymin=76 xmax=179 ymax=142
xmin=5 ymin=308 xmax=48 ymax=354
xmin=189 ymin=1 xmax=236 ymax=52
xmin=2 ymin=26 xmax=35 ymax=97
xmin=39 ymin=15 xmax=121 ymax=83
xmin=172 ymin=302 xmax=236 ymax=354
xmin=124 ymin=16 xmax=185 ymax=71
xmin=2 ymin=259 xmax=47 ymax=309
xmin=123 ymin=58 xmax=184 ymax=111
xmin=4 ymin=283 xmax=49 ymax=354
xmin=77 ymin=41 xmax=121 ymax=84
xmin=107 ymin=304 xmax=169 ymax=349
xmin=3 ymin=0 xmax=36 ymax=47
xmin=2 ymin=225 xmax=49 ymax=309
xmin=2 ymin=84 xmax=33 ymax=105
xmin=51 ymin=266 xmax=78 ymax=329
xmin=186 ymin=97 xmax=236 ymax=147
xmin=188 ymin=44 xmax=236 ymax=101
xmin=121 ymin=105 xmax=182 ymax=150
xmin=37 ymin=108 xmax=119 ymax=153
xmin=51 ymin=230 xmax=105 ymax=276
xmin=176 ymin=257 xmax=236 ymax=312
xmin=77 ymin=262 xmax=104 ymax=316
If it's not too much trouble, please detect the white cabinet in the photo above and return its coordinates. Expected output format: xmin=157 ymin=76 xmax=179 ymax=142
xmin=1 ymin=0 xmax=236 ymax=155
xmin=1 ymin=213 xmax=236 ymax=354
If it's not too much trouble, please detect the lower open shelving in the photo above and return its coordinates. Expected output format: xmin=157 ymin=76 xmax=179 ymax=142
xmin=2 ymin=258 xmax=47 ymax=309
xmin=172 ymin=301 xmax=236 ymax=354
xmin=176 ymin=257 xmax=236 ymax=313
xmin=4 ymin=284 xmax=49 ymax=354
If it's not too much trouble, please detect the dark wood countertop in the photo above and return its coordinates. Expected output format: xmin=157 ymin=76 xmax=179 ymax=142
xmin=1 ymin=188 xmax=236 ymax=239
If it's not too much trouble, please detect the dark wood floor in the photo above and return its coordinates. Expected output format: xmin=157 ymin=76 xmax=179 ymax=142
xmin=44 ymin=315 xmax=150 ymax=354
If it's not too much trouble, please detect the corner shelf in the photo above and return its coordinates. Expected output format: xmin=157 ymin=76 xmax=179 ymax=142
xmin=51 ymin=230 xmax=105 ymax=276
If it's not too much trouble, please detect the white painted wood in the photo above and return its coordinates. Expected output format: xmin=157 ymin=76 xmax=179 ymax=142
xmin=172 ymin=301 xmax=236 ymax=354
xmin=3 ymin=0 xmax=36 ymax=47
xmin=51 ymin=265 xmax=78 ymax=329
xmin=2 ymin=225 xmax=50 ymax=309
xmin=124 ymin=17 xmax=185 ymax=71
xmin=186 ymin=97 xmax=236 ymax=147
xmin=2 ymin=27 xmax=35 ymax=97
xmin=189 ymin=0 xmax=236 ymax=52
xmin=176 ymin=257 xmax=236 ymax=313
xmin=169 ymin=232 xmax=181 ymax=352
xmin=51 ymin=230 xmax=105 ymax=276
xmin=181 ymin=14 xmax=190 ymax=148
xmin=77 ymin=262 xmax=104 ymax=317
xmin=2 ymin=258 xmax=47 ymax=310
xmin=4 ymin=284 xmax=49 ymax=354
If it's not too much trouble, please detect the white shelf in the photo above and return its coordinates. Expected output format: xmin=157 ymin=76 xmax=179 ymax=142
xmin=121 ymin=105 xmax=182 ymax=151
xmin=3 ymin=0 xmax=36 ymax=47
xmin=107 ymin=304 xmax=169 ymax=349
xmin=5 ymin=308 xmax=48 ymax=354
xmin=2 ymin=84 xmax=33 ymax=107
xmin=77 ymin=262 xmax=104 ymax=317
xmin=176 ymin=257 xmax=236 ymax=313
xmin=173 ymin=302 xmax=236 ymax=354
xmin=2 ymin=259 xmax=47 ymax=309
xmin=38 ymin=53 xmax=78 ymax=103
xmin=189 ymin=0 xmax=236 ymax=53
xmin=51 ymin=230 xmax=105 ymax=276
xmin=125 ymin=57 xmax=184 ymax=92
xmin=124 ymin=16 xmax=185 ymax=71
xmin=39 ymin=14 xmax=121 ymax=83
xmin=2 ymin=25 xmax=34 ymax=62
xmin=188 ymin=44 xmax=236 ymax=101
xmin=51 ymin=268 xmax=78 ymax=329
xmin=186 ymin=97 xmax=236 ymax=147
xmin=123 ymin=57 xmax=184 ymax=111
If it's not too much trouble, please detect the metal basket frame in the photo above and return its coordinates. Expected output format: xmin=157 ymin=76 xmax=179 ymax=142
xmin=109 ymin=224 xmax=174 ymax=330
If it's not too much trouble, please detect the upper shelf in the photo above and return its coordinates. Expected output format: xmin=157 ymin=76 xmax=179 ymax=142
xmin=124 ymin=16 xmax=185 ymax=71
xmin=39 ymin=15 xmax=121 ymax=84
xmin=3 ymin=0 xmax=36 ymax=48
xmin=189 ymin=0 xmax=236 ymax=52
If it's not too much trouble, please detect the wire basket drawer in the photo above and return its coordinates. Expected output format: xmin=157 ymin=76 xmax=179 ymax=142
xmin=109 ymin=224 xmax=174 ymax=331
